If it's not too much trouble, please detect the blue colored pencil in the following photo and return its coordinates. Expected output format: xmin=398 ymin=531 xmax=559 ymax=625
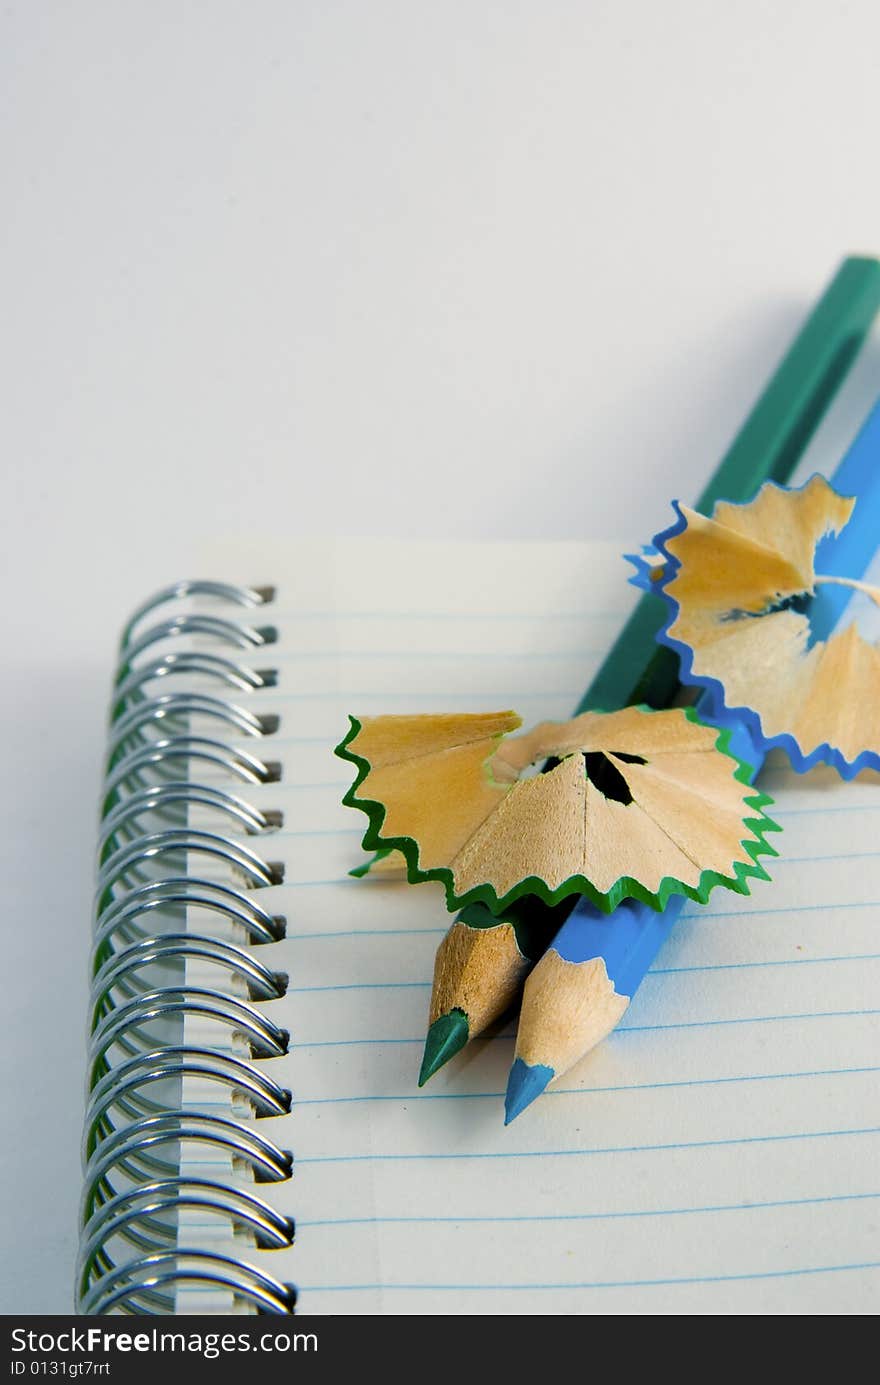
xmin=420 ymin=256 xmax=880 ymax=1087
xmin=506 ymin=395 xmax=880 ymax=1123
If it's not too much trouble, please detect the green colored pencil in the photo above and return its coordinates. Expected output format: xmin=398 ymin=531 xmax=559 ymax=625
xmin=419 ymin=255 xmax=880 ymax=1087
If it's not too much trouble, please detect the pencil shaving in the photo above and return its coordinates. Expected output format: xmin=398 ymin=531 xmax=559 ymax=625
xmin=336 ymin=705 xmax=779 ymax=915
xmin=646 ymin=476 xmax=880 ymax=776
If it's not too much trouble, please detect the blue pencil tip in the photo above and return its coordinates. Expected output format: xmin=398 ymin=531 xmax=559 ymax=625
xmin=504 ymin=1058 xmax=554 ymax=1124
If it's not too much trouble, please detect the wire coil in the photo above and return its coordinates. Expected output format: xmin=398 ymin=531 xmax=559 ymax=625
xmin=78 ymin=582 xmax=296 ymax=1315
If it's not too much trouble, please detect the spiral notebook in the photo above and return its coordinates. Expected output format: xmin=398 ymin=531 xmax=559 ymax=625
xmin=78 ymin=521 xmax=880 ymax=1317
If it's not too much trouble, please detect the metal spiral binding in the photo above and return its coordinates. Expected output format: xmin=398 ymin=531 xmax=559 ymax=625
xmin=77 ymin=581 xmax=297 ymax=1315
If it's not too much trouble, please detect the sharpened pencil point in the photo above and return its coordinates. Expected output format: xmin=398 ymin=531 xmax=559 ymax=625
xmin=504 ymin=1058 xmax=554 ymax=1123
xmin=418 ymin=1009 xmax=470 ymax=1085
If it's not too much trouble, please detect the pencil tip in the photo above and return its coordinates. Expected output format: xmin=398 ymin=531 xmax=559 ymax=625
xmin=504 ymin=1058 xmax=554 ymax=1123
xmin=418 ymin=1009 xmax=469 ymax=1086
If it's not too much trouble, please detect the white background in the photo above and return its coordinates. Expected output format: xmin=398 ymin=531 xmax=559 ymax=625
xmin=1 ymin=0 xmax=878 ymax=1314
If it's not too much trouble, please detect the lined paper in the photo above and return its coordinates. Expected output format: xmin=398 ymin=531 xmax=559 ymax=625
xmin=177 ymin=535 xmax=880 ymax=1315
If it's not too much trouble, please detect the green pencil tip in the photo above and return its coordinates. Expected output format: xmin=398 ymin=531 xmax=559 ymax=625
xmin=418 ymin=1009 xmax=470 ymax=1085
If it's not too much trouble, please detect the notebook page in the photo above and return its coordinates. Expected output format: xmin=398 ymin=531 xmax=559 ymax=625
xmin=177 ymin=535 xmax=879 ymax=1316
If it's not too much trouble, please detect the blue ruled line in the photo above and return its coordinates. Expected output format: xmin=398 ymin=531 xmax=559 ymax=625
xmin=270 ymin=648 xmax=604 ymax=660
xmin=294 ymin=1007 xmax=880 ymax=1046
xmin=278 ymin=828 xmax=362 ymax=838
xmin=297 ymin=1189 xmax=880 ymax=1228
xmin=300 ymin=1261 xmax=880 ymax=1292
xmin=292 ymin=1064 xmax=880 ymax=1106
xmin=687 ymin=901 xmax=880 ymax=921
xmin=775 ymin=851 xmax=880 ymax=864
xmin=293 ymin=982 xmax=431 ymax=993
xmin=650 ymin=954 xmax=880 ymax=975
xmin=289 ymin=954 xmax=880 ymax=992
xmin=260 ymin=689 xmax=582 ymax=701
xmin=287 ymin=927 xmax=446 ymax=942
xmin=268 ymin=609 xmax=624 ymax=622
xmin=295 ymin=1125 xmax=880 ymax=1165
xmin=278 ymin=883 xmax=880 ymax=904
